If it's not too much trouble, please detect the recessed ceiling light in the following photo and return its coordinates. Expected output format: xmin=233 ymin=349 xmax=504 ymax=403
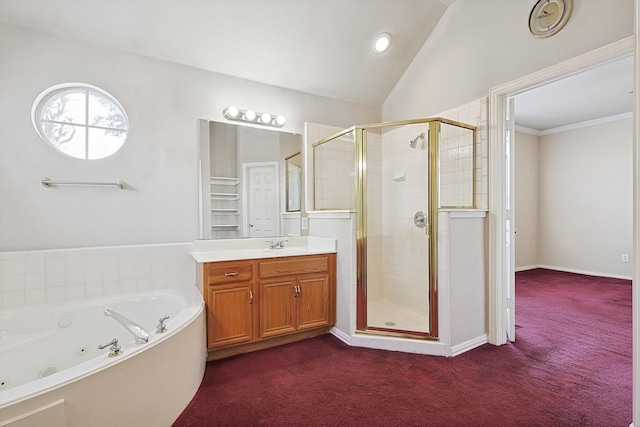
xmin=372 ymin=33 xmax=392 ymax=54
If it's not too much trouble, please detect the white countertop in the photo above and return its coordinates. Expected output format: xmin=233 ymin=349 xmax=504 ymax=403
xmin=191 ymin=236 xmax=337 ymax=263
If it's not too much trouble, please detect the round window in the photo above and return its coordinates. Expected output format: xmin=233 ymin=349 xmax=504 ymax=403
xmin=32 ymin=83 xmax=129 ymax=160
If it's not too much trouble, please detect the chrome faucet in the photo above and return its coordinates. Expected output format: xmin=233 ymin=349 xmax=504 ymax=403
xmin=266 ymin=239 xmax=287 ymax=249
xmin=98 ymin=338 xmax=122 ymax=357
xmin=104 ymin=309 xmax=149 ymax=344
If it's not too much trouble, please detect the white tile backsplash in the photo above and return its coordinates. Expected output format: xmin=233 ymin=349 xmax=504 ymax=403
xmin=0 ymin=243 xmax=194 ymax=308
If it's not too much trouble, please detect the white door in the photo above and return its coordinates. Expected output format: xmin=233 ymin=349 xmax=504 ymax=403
xmin=242 ymin=162 xmax=279 ymax=237
xmin=505 ymin=96 xmax=516 ymax=342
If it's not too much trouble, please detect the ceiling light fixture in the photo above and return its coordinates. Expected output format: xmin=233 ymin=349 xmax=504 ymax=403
xmin=223 ymin=106 xmax=286 ymax=128
xmin=372 ymin=33 xmax=392 ymax=54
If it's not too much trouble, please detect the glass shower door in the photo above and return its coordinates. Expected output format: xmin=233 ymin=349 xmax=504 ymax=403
xmin=362 ymin=124 xmax=431 ymax=336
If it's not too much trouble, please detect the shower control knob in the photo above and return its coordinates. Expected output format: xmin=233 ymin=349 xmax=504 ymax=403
xmin=413 ymin=211 xmax=427 ymax=228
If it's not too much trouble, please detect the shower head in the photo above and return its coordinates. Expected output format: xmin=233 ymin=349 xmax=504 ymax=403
xmin=409 ymin=133 xmax=425 ymax=149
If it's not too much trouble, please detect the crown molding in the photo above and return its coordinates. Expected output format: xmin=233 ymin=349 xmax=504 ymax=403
xmin=514 ymin=125 xmax=541 ymax=136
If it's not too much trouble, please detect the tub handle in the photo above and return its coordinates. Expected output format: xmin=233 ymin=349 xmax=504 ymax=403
xmin=156 ymin=315 xmax=170 ymax=333
xmin=98 ymin=338 xmax=122 ymax=357
xmin=224 ymin=272 xmax=238 ymax=277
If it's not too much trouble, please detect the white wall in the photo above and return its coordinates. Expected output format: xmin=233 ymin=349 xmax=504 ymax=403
xmin=447 ymin=213 xmax=486 ymax=350
xmin=515 ymin=131 xmax=539 ymax=269
xmin=538 ymin=119 xmax=633 ymax=278
xmin=0 ymin=23 xmax=379 ymax=251
xmin=383 ymin=0 xmax=634 ymax=121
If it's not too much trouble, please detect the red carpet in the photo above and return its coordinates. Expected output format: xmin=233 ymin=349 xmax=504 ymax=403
xmin=173 ymin=268 xmax=632 ymax=426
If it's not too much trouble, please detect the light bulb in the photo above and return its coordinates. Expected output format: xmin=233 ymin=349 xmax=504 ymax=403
xmin=226 ymin=106 xmax=239 ymax=118
xmin=244 ymin=109 xmax=256 ymax=121
xmin=260 ymin=112 xmax=272 ymax=123
xmin=275 ymin=115 xmax=286 ymax=126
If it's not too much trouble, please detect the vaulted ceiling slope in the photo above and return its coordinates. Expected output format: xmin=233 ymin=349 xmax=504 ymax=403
xmin=0 ymin=0 xmax=452 ymax=107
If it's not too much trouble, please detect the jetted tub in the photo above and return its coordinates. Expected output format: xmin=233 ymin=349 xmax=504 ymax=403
xmin=0 ymin=286 xmax=206 ymax=427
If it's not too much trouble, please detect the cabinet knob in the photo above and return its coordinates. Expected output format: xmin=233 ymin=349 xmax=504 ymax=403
xmin=249 ymin=291 xmax=254 ymax=304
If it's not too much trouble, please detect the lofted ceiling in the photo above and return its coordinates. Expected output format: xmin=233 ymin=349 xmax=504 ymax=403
xmin=0 ymin=0 xmax=633 ymax=128
xmin=0 ymin=0 xmax=451 ymax=107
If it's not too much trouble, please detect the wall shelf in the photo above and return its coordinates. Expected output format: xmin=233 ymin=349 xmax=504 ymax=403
xmin=211 ymin=176 xmax=240 ymax=237
xmin=211 ymin=193 xmax=240 ymax=200
xmin=211 ymin=177 xmax=239 ymax=186
xmin=212 ymin=209 xmax=239 ymax=214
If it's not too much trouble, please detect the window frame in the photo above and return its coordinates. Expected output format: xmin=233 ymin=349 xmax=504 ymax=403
xmin=31 ymin=83 xmax=129 ymax=160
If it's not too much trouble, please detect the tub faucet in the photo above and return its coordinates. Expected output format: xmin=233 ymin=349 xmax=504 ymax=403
xmin=104 ymin=309 xmax=149 ymax=344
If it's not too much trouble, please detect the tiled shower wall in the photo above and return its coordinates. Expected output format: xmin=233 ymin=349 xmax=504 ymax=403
xmin=377 ymin=125 xmax=430 ymax=313
xmin=367 ymin=97 xmax=488 ymax=315
xmin=440 ymin=123 xmax=475 ymax=207
xmin=313 ymin=132 xmax=355 ymax=210
xmin=439 ymin=97 xmax=489 ymax=209
xmin=309 ymin=97 xmax=488 ymax=214
xmin=0 ymin=243 xmax=195 ymax=309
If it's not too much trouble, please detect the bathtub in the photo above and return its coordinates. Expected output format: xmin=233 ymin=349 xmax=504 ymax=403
xmin=0 ymin=286 xmax=206 ymax=427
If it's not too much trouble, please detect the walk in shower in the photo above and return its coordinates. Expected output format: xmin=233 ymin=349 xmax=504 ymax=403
xmin=312 ymin=118 xmax=477 ymax=339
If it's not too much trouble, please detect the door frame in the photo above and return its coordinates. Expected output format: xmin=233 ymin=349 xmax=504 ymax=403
xmin=241 ymin=161 xmax=280 ymax=238
xmin=487 ymin=37 xmax=635 ymax=346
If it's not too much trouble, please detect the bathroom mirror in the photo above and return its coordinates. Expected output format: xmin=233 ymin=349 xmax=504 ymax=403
xmin=198 ymin=120 xmax=302 ymax=240
xmin=285 ymin=151 xmax=301 ymax=212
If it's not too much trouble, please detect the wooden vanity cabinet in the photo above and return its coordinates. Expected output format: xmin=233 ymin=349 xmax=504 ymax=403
xmin=203 ymin=253 xmax=336 ymax=359
xmin=259 ymin=255 xmax=334 ymax=339
xmin=205 ymin=260 xmax=256 ymax=349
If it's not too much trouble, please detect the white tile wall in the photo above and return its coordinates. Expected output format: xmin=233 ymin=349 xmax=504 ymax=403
xmin=438 ymin=97 xmax=489 ymax=209
xmin=0 ymin=243 xmax=195 ymax=309
xmin=305 ymin=122 xmax=349 ymax=212
xmin=378 ymin=125 xmax=430 ymax=315
xmin=313 ymin=133 xmax=355 ymax=210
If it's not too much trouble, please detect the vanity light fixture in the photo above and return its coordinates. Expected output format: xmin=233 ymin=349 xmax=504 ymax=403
xmin=244 ymin=109 xmax=256 ymax=121
xmin=223 ymin=106 xmax=286 ymax=128
xmin=372 ymin=32 xmax=392 ymax=54
xmin=260 ymin=112 xmax=272 ymax=124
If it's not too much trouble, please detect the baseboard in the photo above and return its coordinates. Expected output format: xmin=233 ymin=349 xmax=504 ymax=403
xmin=515 ymin=265 xmax=539 ymax=272
xmin=537 ymin=264 xmax=632 ymax=281
xmin=450 ymin=335 xmax=488 ymax=357
xmin=330 ymin=327 xmax=352 ymax=345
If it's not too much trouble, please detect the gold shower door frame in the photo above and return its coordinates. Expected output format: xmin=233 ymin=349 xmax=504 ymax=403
xmin=353 ymin=118 xmax=477 ymax=340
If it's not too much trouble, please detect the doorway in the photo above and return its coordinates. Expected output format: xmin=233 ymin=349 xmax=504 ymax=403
xmin=488 ymin=37 xmax=634 ymax=345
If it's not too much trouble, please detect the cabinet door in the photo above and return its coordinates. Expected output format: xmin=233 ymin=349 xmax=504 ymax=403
xmin=260 ymin=278 xmax=296 ymax=338
xmin=296 ymin=274 xmax=330 ymax=331
xmin=207 ymin=282 xmax=254 ymax=349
